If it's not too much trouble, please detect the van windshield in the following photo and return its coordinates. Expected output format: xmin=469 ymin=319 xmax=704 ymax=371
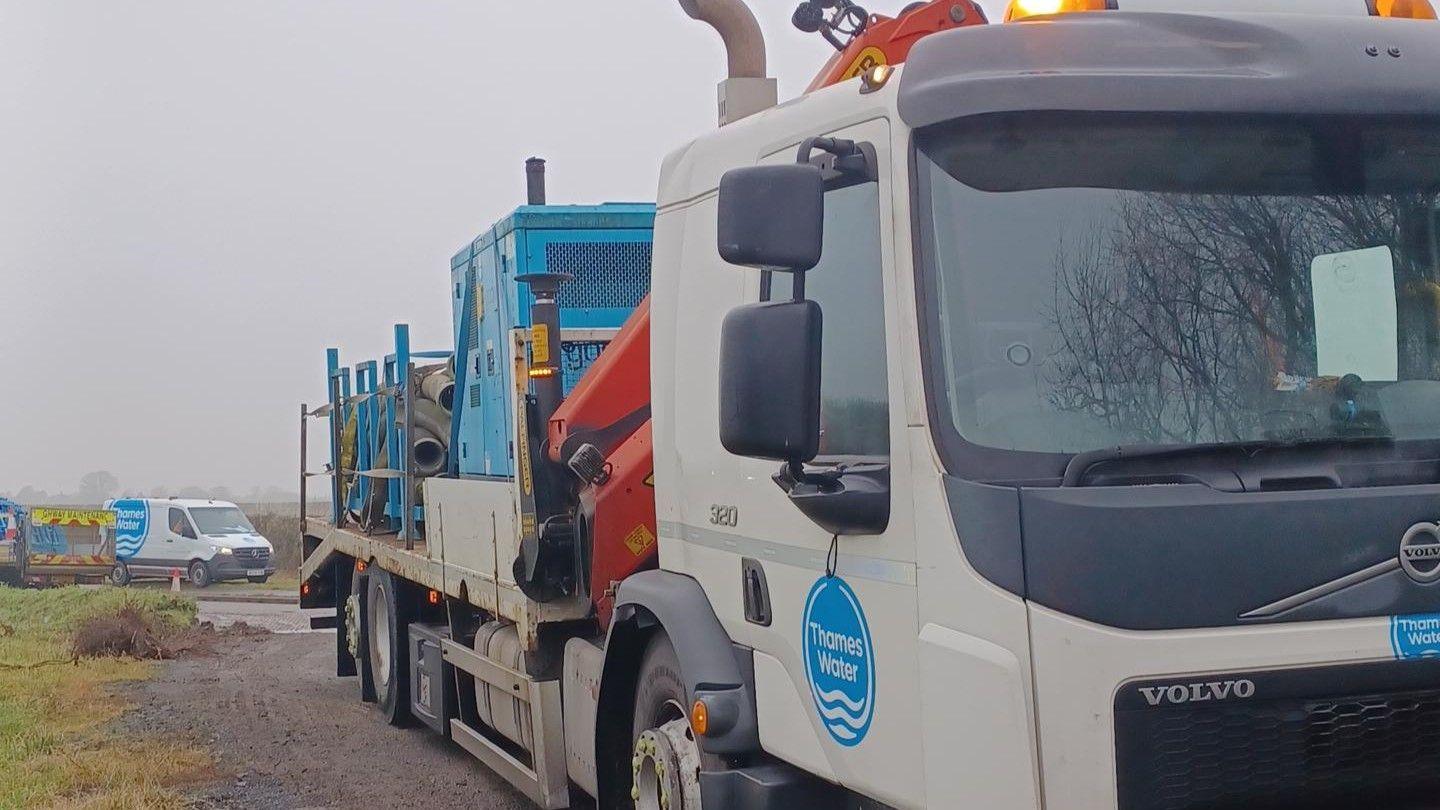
xmin=189 ymin=507 xmax=256 ymax=536
xmin=916 ymin=112 xmax=1440 ymax=473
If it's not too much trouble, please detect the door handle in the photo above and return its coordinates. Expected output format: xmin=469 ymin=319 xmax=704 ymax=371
xmin=741 ymin=558 xmax=772 ymax=627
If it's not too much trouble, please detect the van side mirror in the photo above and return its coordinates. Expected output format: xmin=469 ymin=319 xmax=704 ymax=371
xmin=717 ymin=164 xmax=825 ymax=271
xmin=719 ymin=300 xmax=822 ymax=463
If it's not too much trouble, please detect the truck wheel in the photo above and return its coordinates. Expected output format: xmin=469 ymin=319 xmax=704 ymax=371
xmin=188 ymin=560 xmax=212 ymax=588
xmin=366 ymin=568 xmax=412 ymax=725
xmin=631 ymin=633 xmax=705 ymax=810
xmin=109 ymin=561 xmax=131 ymax=586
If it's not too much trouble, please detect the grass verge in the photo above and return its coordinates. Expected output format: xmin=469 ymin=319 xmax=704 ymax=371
xmin=0 ymin=587 xmax=211 ymax=808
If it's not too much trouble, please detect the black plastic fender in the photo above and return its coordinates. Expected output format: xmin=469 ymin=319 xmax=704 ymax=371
xmin=604 ymin=570 xmax=759 ymax=756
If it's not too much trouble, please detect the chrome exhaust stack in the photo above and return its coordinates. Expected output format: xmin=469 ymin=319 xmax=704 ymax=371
xmin=678 ymin=0 xmax=778 ymax=125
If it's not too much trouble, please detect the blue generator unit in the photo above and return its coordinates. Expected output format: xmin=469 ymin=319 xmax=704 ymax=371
xmin=449 ymin=202 xmax=655 ymax=477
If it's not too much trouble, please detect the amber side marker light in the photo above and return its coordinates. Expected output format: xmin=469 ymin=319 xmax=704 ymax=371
xmin=528 ymin=366 xmax=557 ymax=379
xmin=1370 ymin=0 xmax=1438 ymax=18
xmin=355 ymin=559 xmax=367 ymax=573
xmin=859 ymin=63 xmax=895 ymax=94
xmin=1004 ymin=0 xmax=1113 ymax=21
xmin=301 ymin=581 xmax=312 ymax=597
xmin=428 ymin=589 xmax=442 ymax=605
xmin=691 ymin=699 xmax=710 ymax=736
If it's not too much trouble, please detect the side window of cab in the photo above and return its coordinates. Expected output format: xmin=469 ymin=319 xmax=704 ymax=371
xmin=764 ymin=181 xmax=890 ymax=457
xmin=169 ymin=508 xmax=196 ymax=540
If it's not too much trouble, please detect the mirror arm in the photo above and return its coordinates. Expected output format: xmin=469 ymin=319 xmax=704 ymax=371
xmin=773 ymin=461 xmax=891 ymax=536
xmin=797 ymin=138 xmax=878 ymax=189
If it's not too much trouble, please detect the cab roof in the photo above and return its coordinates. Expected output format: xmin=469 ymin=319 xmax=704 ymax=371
xmin=898 ymin=11 xmax=1440 ymax=128
xmin=120 ymin=498 xmax=244 ymax=510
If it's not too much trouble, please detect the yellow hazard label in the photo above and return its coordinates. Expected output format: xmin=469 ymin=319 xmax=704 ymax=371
xmin=642 ymin=472 xmax=655 ymax=488
xmin=515 ymin=390 xmax=533 ymax=496
xmin=623 ymin=524 xmax=657 ymax=557
xmin=531 ymin=324 xmax=550 ymax=364
xmin=842 ymin=46 xmax=888 ymax=81
xmin=30 ymin=508 xmax=117 ymax=528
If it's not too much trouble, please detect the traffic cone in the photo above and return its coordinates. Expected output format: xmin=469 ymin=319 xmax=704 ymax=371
xmin=170 ymin=568 xmax=181 ymax=592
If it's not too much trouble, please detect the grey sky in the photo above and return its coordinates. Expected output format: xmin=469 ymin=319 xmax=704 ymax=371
xmin=0 ymin=1 xmax=1003 ymax=497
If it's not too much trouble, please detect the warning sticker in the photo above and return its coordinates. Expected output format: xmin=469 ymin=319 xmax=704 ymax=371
xmin=531 ymin=323 xmax=551 ymax=364
xmin=623 ymin=524 xmax=656 ymax=557
xmin=841 ymin=46 xmax=888 ymax=81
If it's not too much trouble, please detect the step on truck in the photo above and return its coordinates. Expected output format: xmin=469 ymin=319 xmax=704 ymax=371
xmin=298 ymin=1 xmax=1440 ymax=807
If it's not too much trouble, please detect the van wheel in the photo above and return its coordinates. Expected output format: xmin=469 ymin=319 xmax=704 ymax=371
xmin=110 ymin=561 xmax=131 ymax=587
xmin=188 ymin=560 xmax=212 ymax=588
xmin=366 ymin=568 xmax=411 ymax=725
xmin=631 ymin=633 xmax=708 ymax=810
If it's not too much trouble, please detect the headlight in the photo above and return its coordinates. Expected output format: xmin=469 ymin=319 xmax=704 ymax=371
xmin=217 ymin=546 xmax=234 ymax=555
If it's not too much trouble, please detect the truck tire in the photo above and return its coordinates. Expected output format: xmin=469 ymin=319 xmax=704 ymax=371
xmin=631 ymin=633 xmax=707 ymax=810
xmin=109 ymin=560 xmax=131 ymax=587
xmin=188 ymin=559 xmax=212 ymax=588
xmin=366 ymin=568 xmax=412 ymax=726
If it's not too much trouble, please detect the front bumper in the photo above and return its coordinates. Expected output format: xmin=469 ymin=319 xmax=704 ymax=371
xmin=1030 ymin=605 xmax=1437 ymax=809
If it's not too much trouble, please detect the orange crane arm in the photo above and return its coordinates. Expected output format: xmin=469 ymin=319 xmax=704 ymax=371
xmin=806 ymin=0 xmax=989 ymax=92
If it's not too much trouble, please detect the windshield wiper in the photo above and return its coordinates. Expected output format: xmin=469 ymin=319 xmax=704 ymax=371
xmin=1061 ymin=435 xmax=1395 ymax=488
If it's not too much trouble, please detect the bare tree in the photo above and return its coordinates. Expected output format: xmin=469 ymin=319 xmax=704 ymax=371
xmin=77 ymin=471 xmax=120 ymax=504
xmin=1046 ymin=191 xmax=1439 ymax=443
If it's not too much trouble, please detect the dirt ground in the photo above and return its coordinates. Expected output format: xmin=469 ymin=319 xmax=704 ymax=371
xmin=116 ymin=630 xmax=533 ymax=809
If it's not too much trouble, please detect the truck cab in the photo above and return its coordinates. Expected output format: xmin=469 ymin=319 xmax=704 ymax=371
xmin=652 ymin=3 xmax=1440 ymax=808
xmin=107 ymin=498 xmax=276 ymax=587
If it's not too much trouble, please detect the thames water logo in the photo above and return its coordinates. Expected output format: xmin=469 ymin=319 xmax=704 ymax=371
xmin=113 ymin=499 xmax=149 ymax=560
xmin=1392 ymin=613 xmax=1440 ymax=659
xmin=802 ymin=576 xmax=875 ymax=747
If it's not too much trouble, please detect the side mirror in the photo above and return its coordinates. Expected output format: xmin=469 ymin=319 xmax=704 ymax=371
xmin=717 ymin=164 xmax=825 ymax=271
xmin=719 ymin=300 xmax=822 ymax=462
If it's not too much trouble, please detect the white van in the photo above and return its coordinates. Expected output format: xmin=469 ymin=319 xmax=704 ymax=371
xmin=104 ymin=498 xmax=276 ymax=587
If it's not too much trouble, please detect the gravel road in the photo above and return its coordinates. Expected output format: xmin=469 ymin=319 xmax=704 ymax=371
xmin=118 ymin=626 xmax=534 ymax=809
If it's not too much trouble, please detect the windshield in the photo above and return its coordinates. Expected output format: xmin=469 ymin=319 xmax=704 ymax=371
xmin=189 ymin=507 xmax=256 ymax=536
xmin=917 ymin=112 xmax=1440 ymax=472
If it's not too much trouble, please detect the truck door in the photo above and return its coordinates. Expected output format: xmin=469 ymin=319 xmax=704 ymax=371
xmin=675 ymin=118 xmax=923 ymax=807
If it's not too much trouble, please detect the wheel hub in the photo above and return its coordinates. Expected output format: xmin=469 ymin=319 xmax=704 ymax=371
xmin=369 ymin=585 xmax=391 ymax=690
xmin=632 ymin=717 xmax=702 ymax=810
xmin=343 ymin=593 xmax=362 ymax=661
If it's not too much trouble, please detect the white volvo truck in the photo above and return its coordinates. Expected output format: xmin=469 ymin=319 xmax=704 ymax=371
xmin=298 ymin=1 xmax=1440 ymax=808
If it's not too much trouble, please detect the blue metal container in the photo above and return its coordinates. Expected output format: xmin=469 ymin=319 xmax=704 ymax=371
xmin=450 ymin=203 xmax=655 ymax=477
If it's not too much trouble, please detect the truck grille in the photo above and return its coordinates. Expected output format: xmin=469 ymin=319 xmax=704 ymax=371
xmin=232 ymin=547 xmax=270 ymax=565
xmin=1116 ymin=661 xmax=1440 ymax=810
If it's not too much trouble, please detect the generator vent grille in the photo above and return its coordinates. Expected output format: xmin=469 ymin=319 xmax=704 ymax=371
xmin=465 ymin=267 xmax=480 ymax=351
xmin=546 ymin=242 xmax=651 ymax=310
